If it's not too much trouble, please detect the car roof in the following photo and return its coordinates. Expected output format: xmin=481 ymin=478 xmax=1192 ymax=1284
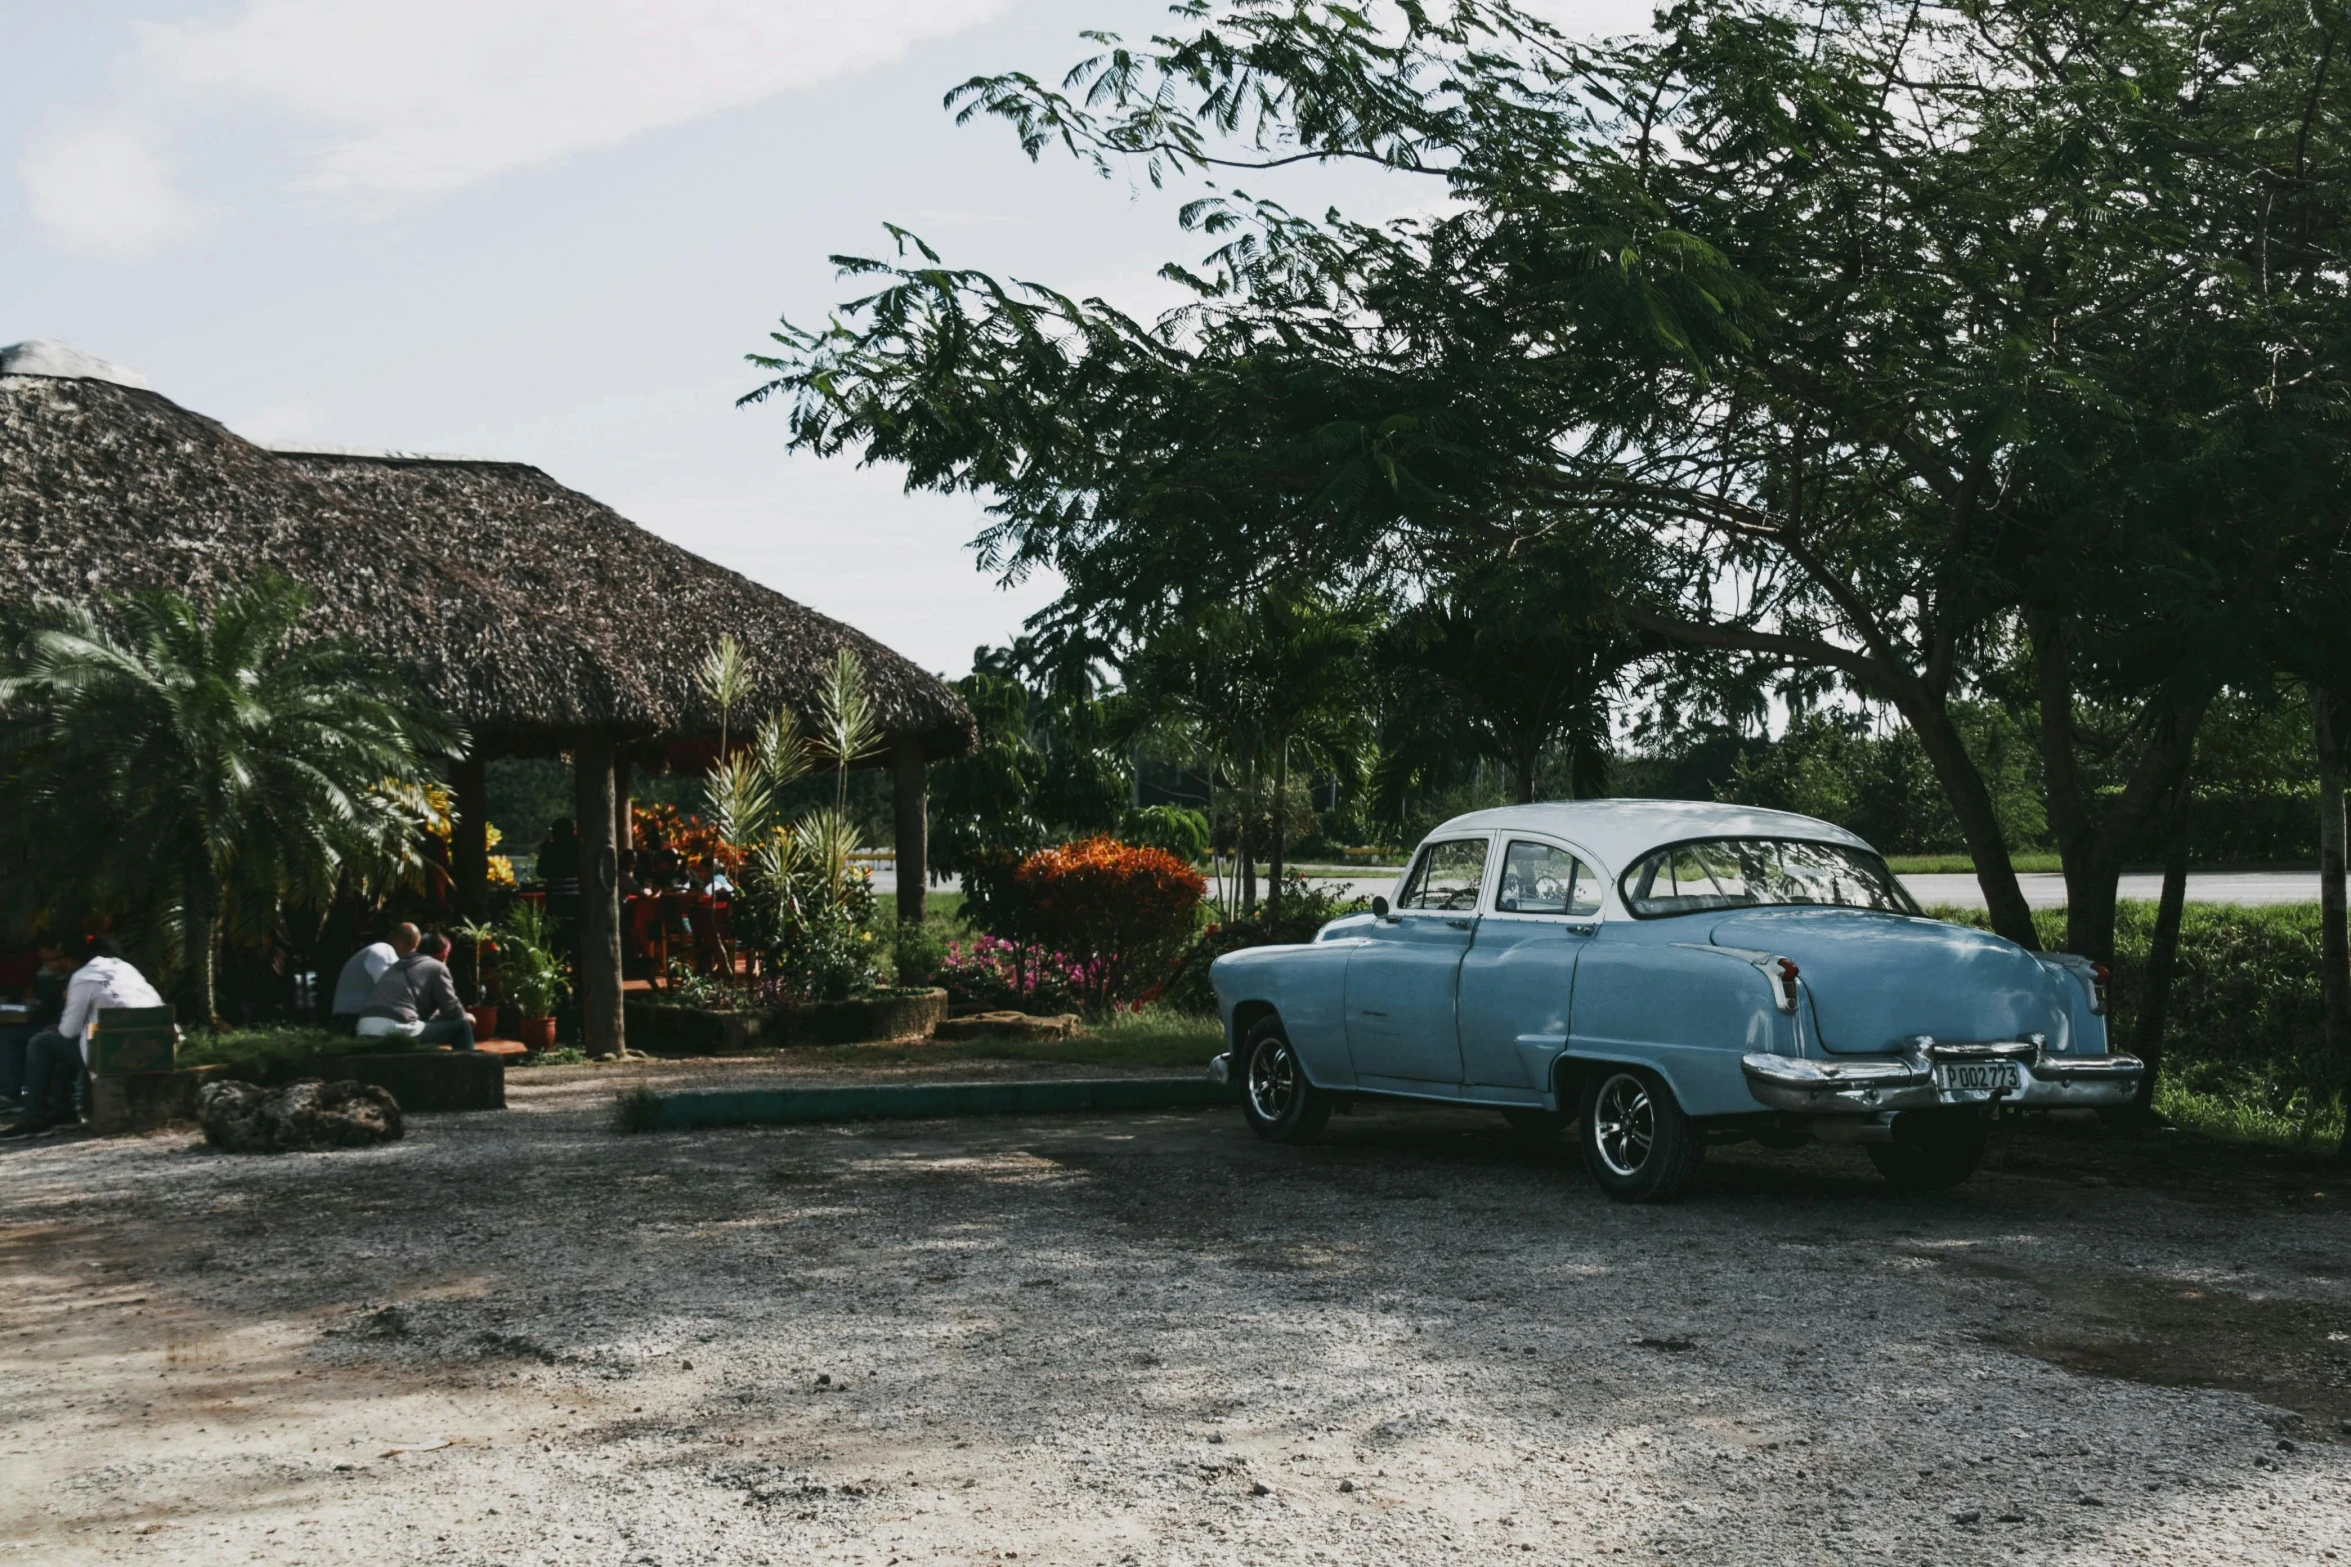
xmin=1425 ymin=798 xmax=1875 ymax=872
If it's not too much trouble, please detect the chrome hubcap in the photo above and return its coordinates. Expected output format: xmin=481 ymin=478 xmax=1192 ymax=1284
xmin=1248 ymin=1040 xmax=1296 ymax=1122
xmin=1592 ymin=1073 xmax=1655 ymax=1177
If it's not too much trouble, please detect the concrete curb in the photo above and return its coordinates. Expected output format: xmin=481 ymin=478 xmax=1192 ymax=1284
xmin=634 ymin=1076 xmax=1242 ymax=1131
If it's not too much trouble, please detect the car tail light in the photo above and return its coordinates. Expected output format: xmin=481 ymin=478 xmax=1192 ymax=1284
xmin=1772 ymin=957 xmax=1800 ymax=1015
xmin=2090 ymin=963 xmax=2109 ymax=1016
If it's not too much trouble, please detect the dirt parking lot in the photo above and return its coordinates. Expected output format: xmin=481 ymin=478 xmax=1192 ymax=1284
xmin=3 ymin=1056 xmax=2349 ymax=1566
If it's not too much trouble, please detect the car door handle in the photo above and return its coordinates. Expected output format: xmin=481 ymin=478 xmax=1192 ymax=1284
xmin=1446 ymin=918 xmax=1473 ymax=930
xmin=1566 ymin=923 xmax=1597 ymax=936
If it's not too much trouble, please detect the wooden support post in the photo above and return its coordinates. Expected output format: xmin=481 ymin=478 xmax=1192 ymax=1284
xmin=575 ymin=732 xmax=626 ymax=1059
xmin=451 ymin=752 xmax=491 ymax=1000
xmin=892 ymin=737 xmax=928 ymax=926
xmin=614 ymin=754 xmax=634 ymax=851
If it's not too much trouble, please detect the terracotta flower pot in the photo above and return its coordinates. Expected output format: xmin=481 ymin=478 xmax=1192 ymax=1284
xmin=518 ymin=1015 xmax=558 ymax=1053
xmin=469 ymin=1004 xmax=502 ymax=1041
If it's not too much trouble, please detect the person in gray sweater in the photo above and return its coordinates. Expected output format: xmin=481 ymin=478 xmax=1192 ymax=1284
xmin=355 ymin=932 xmax=476 ymax=1050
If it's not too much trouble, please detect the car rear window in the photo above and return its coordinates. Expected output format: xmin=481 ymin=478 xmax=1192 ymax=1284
xmin=1619 ymin=837 xmax=1919 ymax=918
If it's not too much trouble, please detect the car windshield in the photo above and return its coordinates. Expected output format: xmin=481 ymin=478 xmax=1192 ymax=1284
xmin=1619 ymin=836 xmax=1920 ymax=918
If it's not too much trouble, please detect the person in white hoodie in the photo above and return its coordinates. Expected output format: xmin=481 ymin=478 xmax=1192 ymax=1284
xmin=1 ymin=935 xmax=163 ymax=1136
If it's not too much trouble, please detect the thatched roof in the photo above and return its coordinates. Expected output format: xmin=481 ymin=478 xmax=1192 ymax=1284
xmin=0 ymin=361 xmax=973 ymax=762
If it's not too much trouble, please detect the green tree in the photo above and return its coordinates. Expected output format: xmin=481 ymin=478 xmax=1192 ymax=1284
xmin=925 ymin=643 xmax=1130 ymax=903
xmin=1125 ymin=587 xmax=1373 ymax=916
xmin=0 ymin=576 xmax=459 ymax=1025
xmin=1376 ymin=546 xmax=1644 ymax=806
xmin=751 ymin=0 xmax=2346 ymax=967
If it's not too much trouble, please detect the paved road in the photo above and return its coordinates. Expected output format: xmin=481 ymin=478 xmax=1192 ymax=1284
xmin=1902 ymin=870 xmax=2318 ymax=908
xmin=878 ymin=865 xmax=2321 ymax=907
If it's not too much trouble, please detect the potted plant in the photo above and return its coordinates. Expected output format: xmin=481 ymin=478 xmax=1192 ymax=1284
xmin=483 ymin=903 xmax=567 ymax=1052
xmin=452 ymin=916 xmax=505 ymax=1041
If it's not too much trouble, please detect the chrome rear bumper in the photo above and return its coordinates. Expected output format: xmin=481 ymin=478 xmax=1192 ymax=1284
xmin=1740 ymin=1042 xmax=2141 ymax=1114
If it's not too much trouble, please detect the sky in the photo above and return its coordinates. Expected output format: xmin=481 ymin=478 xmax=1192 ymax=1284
xmin=3 ymin=0 xmax=1655 ymax=679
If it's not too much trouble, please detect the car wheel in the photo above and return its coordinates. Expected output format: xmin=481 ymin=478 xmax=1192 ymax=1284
xmin=1241 ymin=1016 xmax=1331 ymax=1145
xmin=1868 ymin=1112 xmax=1991 ymax=1192
xmin=1501 ymin=1107 xmax=1567 ymax=1140
xmin=1579 ymin=1066 xmax=1704 ymax=1202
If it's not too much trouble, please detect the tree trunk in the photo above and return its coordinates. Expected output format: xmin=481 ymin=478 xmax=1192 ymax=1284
xmin=892 ymin=738 xmax=928 ymax=926
xmin=2315 ymin=687 xmax=2351 ymax=1163
xmin=1268 ymin=741 xmax=1290 ymax=921
xmin=615 ymin=754 xmax=634 ymax=851
xmin=184 ymin=864 xmax=220 ymax=1030
xmin=2132 ymin=774 xmax=2192 ymax=1120
xmin=1238 ymin=753 xmax=1258 ymax=918
xmin=1513 ymin=736 xmax=1538 ymax=804
xmin=575 ymin=733 xmax=625 ymax=1060
xmin=2029 ymin=611 xmax=2207 ymax=965
xmin=451 ymin=752 xmax=490 ymax=1000
xmin=1898 ymin=691 xmax=2038 ymax=948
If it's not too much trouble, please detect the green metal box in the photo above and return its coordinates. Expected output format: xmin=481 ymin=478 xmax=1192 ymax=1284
xmin=87 ymin=1006 xmax=178 ymax=1077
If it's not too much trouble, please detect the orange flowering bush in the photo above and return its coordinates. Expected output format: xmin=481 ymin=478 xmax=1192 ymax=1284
xmin=631 ymin=802 xmax=742 ymax=876
xmin=1009 ymin=837 xmax=1206 ymax=1010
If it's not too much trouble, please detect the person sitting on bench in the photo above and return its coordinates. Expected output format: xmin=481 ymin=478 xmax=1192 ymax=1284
xmin=355 ymin=932 xmax=475 ymax=1051
xmin=2 ymin=935 xmax=164 ymax=1136
xmin=329 ymin=923 xmax=415 ymax=1034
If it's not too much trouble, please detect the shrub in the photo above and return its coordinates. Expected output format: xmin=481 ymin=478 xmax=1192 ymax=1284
xmin=936 ymin=934 xmax=1092 ymax=1013
xmin=1011 ymin=837 xmax=1206 ymax=1009
xmin=754 ymin=866 xmax=884 ymax=1003
xmin=1934 ymin=900 xmax=2338 ymax=1140
xmin=889 ymin=918 xmax=950 ymax=987
xmin=1119 ymin=805 xmax=1210 ymax=864
xmin=1161 ymin=871 xmax=1370 ymax=1015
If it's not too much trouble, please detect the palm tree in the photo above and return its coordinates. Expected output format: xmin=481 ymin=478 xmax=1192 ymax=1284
xmin=1126 ymin=588 xmax=1374 ymax=919
xmin=0 ymin=575 xmax=460 ymax=1025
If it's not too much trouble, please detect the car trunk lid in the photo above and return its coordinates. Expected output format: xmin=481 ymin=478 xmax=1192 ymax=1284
xmin=1709 ymin=908 xmax=2055 ymax=1055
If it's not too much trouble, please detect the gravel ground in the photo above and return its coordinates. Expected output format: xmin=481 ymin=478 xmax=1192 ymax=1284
xmin=3 ymin=1053 xmax=2349 ymax=1566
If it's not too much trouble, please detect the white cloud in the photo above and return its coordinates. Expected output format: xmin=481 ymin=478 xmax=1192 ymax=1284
xmin=135 ymin=0 xmax=1021 ymax=197
xmin=16 ymin=123 xmax=195 ymax=259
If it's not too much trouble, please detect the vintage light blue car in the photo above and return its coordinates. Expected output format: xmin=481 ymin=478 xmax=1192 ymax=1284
xmin=1208 ymin=800 xmax=2142 ymax=1201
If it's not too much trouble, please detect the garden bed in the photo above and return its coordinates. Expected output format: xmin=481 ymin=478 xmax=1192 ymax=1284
xmin=625 ymin=987 xmax=948 ymax=1056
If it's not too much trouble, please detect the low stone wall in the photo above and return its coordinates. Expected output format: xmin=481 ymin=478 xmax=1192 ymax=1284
xmin=623 ymin=1001 xmax=771 ymax=1056
xmin=90 ymin=1065 xmax=230 ymax=1136
xmin=626 ymin=988 xmax=949 ymax=1055
xmin=776 ymin=988 xmax=947 ymax=1046
xmin=88 ymin=1049 xmax=502 ymax=1135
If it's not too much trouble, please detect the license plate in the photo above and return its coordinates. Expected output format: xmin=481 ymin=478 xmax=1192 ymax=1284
xmin=1933 ymin=1061 xmax=2019 ymax=1097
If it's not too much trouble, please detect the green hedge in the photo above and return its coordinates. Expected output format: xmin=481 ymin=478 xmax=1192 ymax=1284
xmin=1933 ymin=901 xmax=2336 ymax=1133
xmin=177 ymin=1025 xmax=427 ymax=1081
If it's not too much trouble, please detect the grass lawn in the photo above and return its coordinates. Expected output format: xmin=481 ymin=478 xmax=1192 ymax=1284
xmin=2154 ymin=1078 xmax=2344 ymax=1151
xmin=930 ymin=1007 xmax=1225 ymax=1071
xmin=890 ymin=889 xmax=967 ymax=928
xmin=1887 ymin=852 xmax=2068 ymax=874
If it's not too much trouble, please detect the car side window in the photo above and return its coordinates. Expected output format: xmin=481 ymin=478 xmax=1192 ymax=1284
xmin=1495 ymin=840 xmax=1602 ymax=917
xmin=1396 ymin=838 xmax=1489 ymax=911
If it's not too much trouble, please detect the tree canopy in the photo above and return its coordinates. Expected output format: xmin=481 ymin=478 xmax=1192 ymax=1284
xmin=750 ymin=0 xmax=2351 ymax=960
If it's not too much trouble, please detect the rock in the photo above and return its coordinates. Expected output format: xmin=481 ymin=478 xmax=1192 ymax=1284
xmin=1950 ymin=1509 xmax=1982 ymax=1526
xmin=196 ymin=1080 xmax=274 ymax=1152
xmin=932 ymin=1011 xmax=1084 ymax=1043
xmin=1338 ymin=1480 xmax=1355 ymax=1493
xmin=1249 ymin=1482 xmax=1270 ymax=1497
xmin=198 ymin=1078 xmax=402 ymax=1153
xmin=1207 ymin=1433 xmax=1223 ymax=1444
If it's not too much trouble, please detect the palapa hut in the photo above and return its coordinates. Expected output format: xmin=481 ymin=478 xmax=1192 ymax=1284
xmin=0 ymin=341 xmax=973 ymax=1055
